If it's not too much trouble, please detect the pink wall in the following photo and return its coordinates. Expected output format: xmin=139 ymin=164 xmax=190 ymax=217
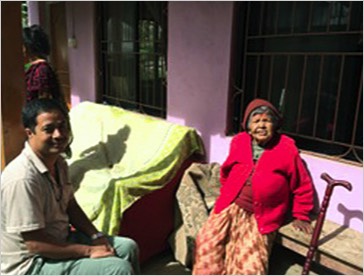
xmin=27 ymin=1 xmax=40 ymax=25
xmin=167 ymin=1 xmax=234 ymax=159
xmin=167 ymin=2 xmax=363 ymax=232
xmin=65 ymin=2 xmax=97 ymax=106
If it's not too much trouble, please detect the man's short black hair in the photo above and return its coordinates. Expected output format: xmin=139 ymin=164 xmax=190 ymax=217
xmin=22 ymin=98 xmax=69 ymax=133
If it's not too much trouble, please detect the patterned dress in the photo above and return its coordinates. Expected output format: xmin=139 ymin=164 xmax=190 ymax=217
xmin=192 ymin=204 xmax=276 ymax=275
xmin=25 ymin=60 xmax=63 ymax=104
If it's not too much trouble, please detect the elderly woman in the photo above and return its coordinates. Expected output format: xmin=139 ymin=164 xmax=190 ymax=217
xmin=192 ymin=98 xmax=314 ymax=275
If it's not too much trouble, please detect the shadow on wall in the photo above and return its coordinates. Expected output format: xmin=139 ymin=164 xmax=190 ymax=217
xmin=338 ymin=203 xmax=363 ymax=228
xmin=69 ymin=125 xmax=131 ymax=191
xmin=316 ymin=203 xmax=363 ymax=247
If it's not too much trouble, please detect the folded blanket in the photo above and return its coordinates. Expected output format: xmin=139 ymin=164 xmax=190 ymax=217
xmin=169 ymin=162 xmax=221 ymax=268
xmin=67 ymin=102 xmax=205 ymax=235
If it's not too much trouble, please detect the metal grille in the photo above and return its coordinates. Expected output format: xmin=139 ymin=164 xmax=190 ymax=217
xmin=230 ymin=1 xmax=363 ymax=164
xmin=98 ymin=2 xmax=167 ymax=118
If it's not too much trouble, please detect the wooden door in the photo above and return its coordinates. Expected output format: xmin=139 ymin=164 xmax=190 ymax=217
xmin=49 ymin=2 xmax=71 ymax=108
xmin=1 ymin=2 xmax=27 ymax=168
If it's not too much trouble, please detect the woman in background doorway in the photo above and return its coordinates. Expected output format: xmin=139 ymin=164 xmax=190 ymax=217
xmin=23 ymin=24 xmax=67 ymax=107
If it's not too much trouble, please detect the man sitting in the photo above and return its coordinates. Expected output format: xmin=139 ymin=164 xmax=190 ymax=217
xmin=1 ymin=98 xmax=140 ymax=275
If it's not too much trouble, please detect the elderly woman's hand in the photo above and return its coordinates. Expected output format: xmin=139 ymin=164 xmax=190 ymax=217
xmin=292 ymin=219 xmax=313 ymax=234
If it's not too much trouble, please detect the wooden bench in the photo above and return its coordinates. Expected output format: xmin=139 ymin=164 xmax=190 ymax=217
xmin=277 ymin=219 xmax=363 ymax=275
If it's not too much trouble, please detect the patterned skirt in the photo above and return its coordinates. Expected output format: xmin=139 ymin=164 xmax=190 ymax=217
xmin=192 ymin=203 xmax=276 ymax=275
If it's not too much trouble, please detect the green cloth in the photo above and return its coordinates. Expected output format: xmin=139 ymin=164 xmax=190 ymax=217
xmin=252 ymin=141 xmax=265 ymax=161
xmin=67 ymin=102 xmax=205 ymax=235
xmin=24 ymin=62 xmax=32 ymax=71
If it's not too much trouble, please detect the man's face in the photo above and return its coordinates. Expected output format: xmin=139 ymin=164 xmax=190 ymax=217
xmin=26 ymin=110 xmax=70 ymax=158
xmin=248 ymin=112 xmax=274 ymax=146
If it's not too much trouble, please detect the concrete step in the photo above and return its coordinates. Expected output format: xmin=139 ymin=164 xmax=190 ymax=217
xmin=141 ymin=245 xmax=340 ymax=275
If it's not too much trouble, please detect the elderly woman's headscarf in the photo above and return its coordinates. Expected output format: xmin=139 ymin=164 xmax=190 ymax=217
xmin=241 ymin=98 xmax=283 ymax=130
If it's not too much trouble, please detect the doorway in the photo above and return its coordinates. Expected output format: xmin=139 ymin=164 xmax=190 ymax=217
xmin=49 ymin=2 xmax=71 ymax=108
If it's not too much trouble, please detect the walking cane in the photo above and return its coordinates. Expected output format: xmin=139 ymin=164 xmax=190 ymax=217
xmin=301 ymin=173 xmax=352 ymax=275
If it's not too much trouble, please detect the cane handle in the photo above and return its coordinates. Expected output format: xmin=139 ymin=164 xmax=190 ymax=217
xmin=321 ymin=173 xmax=352 ymax=192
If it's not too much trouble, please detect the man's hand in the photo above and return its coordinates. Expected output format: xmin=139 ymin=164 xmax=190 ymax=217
xmin=292 ymin=219 xmax=313 ymax=234
xmin=89 ymin=244 xmax=115 ymax=258
xmin=92 ymin=236 xmax=114 ymax=254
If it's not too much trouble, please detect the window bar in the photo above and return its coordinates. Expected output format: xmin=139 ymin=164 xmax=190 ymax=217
xmin=353 ymin=148 xmax=363 ymax=163
xmin=154 ymin=23 xmax=159 ymax=111
xmin=346 ymin=2 xmax=353 ymax=31
xmin=161 ymin=55 xmax=166 ymax=117
xmin=136 ymin=4 xmax=141 ymax=112
xmin=296 ymin=55 xmax=308 ymax=133
xmin=141 ymin=21 xmax=146 ymax=110
xmin=104 ymin=95 xmax=165 ymax=111
xmin=253 ymin=55 xmax=261 ymax=99
xmin=307 ymin=1 xmax=314 ymax=32
xmin=285 ymin=130 xmax=362 ymax=165
xmin=161 ymin=48 xmax=166 ymax=115
xmin=267 ymin=55 xmax=274 ymax=102
xmin=326 ymin=1 xmax=333 ymax=32
xmin=331 ymin=55 xmax=345 ymax=141
xmin=351 ymin=68 xmax=363 ymax=161
xmin=274 ymin=2 xmax=279 ymax=34
xmin=258 ymin=2 xmax=264 ymax=36
xmin=252 ymin=2 xmax=265 ymax=99
xmin=161 ymin=5 xmax=167 ymax=116
xmin=338 ymin=2 xmax=346 ymax=28
xmin=247 ymin=51 xmax=361 ymax=57
xmin=141 ymin=21 xmax=147 ymax=112
xmin=150 ymin=25 xmax=154 ymax=110
xmin=312 ymin=55 xmax=325 ymax=137
xmin=145 ymin=45 xmax=152 ymax=109
xmin=281 ymin=55 xmax=291 ymax=114
xmin=147 ymin=22 xmax=152 ymax=108
xmin=247 ymin=30 xmax=362 ymax=40
xmin=290 ymin=1 xmax=297 ymax=34
xmin=232 ymin=89 xmax=244 ymax=132
xmin=285 ymin=131 xmax=360 ymax=149
xmin=284 ymin=55 xmax=291 ymax=88
xmin=104 ymin=47 xmax=110 ymax=99
xmin=239 ymin=2 xmax=252 ymax=124
xmin=334 ymin=142 xmax=355 ymax=160
xmin=337 ymin=3 xmax=344 ymax=26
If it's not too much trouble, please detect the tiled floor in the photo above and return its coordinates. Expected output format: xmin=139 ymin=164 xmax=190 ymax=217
xmin=141 ymin=244 xmax=339 ymax=275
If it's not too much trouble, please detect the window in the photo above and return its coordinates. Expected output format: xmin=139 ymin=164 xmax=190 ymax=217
xmin=98 ymin=2 xmax=167 ymax=118
xmin=230 ymin=1 xmax=363 ymax=164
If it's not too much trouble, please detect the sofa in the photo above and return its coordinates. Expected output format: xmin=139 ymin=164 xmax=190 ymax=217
xmin=67 ymin=101 xmax=205 ymax=263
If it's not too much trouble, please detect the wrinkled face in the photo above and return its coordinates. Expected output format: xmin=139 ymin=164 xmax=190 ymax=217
xmin=26 ymin=110 xmax=70 ymax=158
xmin=248 ymin=112 xmax=274 ymax=146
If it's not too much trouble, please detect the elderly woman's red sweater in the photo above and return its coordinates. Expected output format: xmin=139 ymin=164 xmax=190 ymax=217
xmin=214 ymin=132 xmax=314 ymax=234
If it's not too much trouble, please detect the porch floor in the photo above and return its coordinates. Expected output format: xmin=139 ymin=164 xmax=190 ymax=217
xmin=141 ymin=244 xmax=340 ymax=275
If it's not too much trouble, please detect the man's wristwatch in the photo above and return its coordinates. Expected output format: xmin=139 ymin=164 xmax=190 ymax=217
xmin=91 ymin=232 xmax=105 ymax=241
